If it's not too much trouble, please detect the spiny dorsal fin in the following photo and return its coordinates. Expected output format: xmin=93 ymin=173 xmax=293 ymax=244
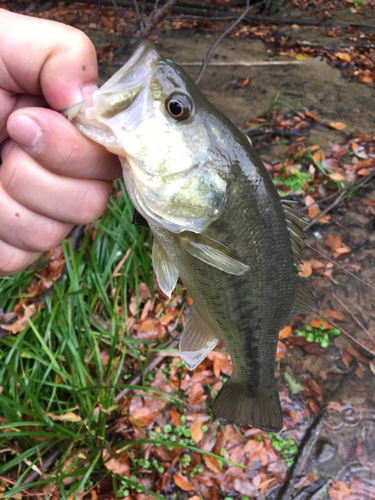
xmin=288 ymin=275 xmax=315 ymax=320
xmin=180 ymin=306 xmax=219 ymax=370
xmin=281 ymin=200 xmax=309 ymax=271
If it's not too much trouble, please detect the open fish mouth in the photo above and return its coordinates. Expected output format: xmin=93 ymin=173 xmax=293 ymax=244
xmin=62 ymin=40 xmax=158 ymax=122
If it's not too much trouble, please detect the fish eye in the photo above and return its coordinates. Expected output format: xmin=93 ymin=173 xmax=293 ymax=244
xmin=165 ymin=93 xmax=192 ymax=121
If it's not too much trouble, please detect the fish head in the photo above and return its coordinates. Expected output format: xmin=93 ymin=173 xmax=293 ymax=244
xmin=64 ymin=41 xmax=231 ymax=233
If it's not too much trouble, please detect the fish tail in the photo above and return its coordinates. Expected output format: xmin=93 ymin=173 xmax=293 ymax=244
xmin=213 ymin=379 xmax=283 ymax=432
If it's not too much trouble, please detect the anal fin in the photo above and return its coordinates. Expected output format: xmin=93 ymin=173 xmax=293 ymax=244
xmin=180 ymin=306 xmax=219 ymax=370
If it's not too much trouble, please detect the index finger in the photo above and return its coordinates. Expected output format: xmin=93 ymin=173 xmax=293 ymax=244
xmin=0 ymin=9 xmax=98 ymax=110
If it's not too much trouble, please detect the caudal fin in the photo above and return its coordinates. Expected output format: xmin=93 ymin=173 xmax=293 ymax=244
xmin=213 ymin=380 xmax=283 ymax=432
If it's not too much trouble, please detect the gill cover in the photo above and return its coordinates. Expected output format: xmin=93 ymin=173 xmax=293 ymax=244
xmin=63 ymin=40 xmax=230 ymax=235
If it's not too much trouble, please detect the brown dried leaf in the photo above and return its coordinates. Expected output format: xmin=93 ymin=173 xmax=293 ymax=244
xmin=131 ymin=407 xmax=158 ymax=426
xmin=137 ymin=319 xmax=164 ymax=341
xmin=46 ymin=411 xmax=81 ymax=422
xmin=362 ymin=198 xmax=375 ymax=207
xmin=324 ymin=234 xmax=343 ymax=250
xmin=328 ymin=480 xmax=354 ymax=500
xmin=173 ymin=472 xmax=194 ymax=491
xmin=305 ymin=195 xmax=321 ymax=220
xmin=204 ymin=454 xmax=221 ymax=473
xmin=242 ymin=77 xmax=250 ymax=86
xmin=102 ymin=449 xmax=130 ymax=477
xmin=279 ymin=325 xmax=292 ymax=340
xmin=362 ymin=76 xmax=373 ymax=83
xmin=299 ymin=262 xmax=312 ymax=278
xmin=336 ymin=52 xmax=351 ymax=62
xmin=305 ymin=110 xmax=317 ymax=120
xmin=329 ymin=122 xmax=347 ymax=130
xmin=170 ymin=407 xmax=182 ymax=427
xmin=327 ymin=401 xmax=341 ymax=413
xmin=190 ymin=416 xmax=203 ymax=444
xmin=323 ymin=309 xmax=346 ymax=321
xmin=188 ymin=383 xmax=206 ymax=406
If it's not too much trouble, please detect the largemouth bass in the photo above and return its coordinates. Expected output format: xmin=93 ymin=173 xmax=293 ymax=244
xmin=63 ymin=40 xmax=314 ymax=432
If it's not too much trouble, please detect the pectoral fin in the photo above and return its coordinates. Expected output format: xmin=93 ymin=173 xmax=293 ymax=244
xmin=180 ymin=232 xmax=250 ymax=276
xmin=152 ymin=238 xmax=179 ymax=298
xmin=180 ymin=306 xmax=219 ymax=370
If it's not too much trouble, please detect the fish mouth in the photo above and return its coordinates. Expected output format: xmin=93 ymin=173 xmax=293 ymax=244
xmin=62 ymin=40 xmax=158 ymax=121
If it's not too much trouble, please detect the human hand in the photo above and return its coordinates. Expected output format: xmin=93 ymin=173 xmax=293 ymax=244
xmin=0 ymin=9 xmax=122 ymax=276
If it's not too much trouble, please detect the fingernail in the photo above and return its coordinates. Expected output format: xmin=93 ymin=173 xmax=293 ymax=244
xmin=7 ymin=115 xmax=42 ymax=151
xmin=82 ymin=83 xmax=98 ymax=99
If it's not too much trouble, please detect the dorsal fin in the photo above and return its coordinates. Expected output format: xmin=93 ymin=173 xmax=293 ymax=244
xmin=281 ymin=201 xmax=309 ymax=272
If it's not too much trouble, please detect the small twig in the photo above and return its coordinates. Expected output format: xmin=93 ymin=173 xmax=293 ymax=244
xmin=332 ymin=293 xmax=375 ymax=347
xmin=181 ymin=60 xmax=302 ymax=67
xmin=20 ymin=447 xmax=62 ymax=487
xmin=315 ymin=308 xmax=375 ymax=358
xmin=137 ymin=0 xmax=178 ymax=46
xmin=133 ymin=0 xmax=145 ymax=32
xmin=305 ymin=190 xmax=347 ymax=229
xmin=195 ymin=0 xmax=255 ymax=85
xmin=302 ymin=170 xmax=375 ymax=214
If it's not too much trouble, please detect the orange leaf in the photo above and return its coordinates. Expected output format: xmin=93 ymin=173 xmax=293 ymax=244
xmin=327 ymin=401 xmax=341 ymax=413
xmin=242 ymin=77 xmax=250 ymax=86
xmin=323 ymin=309 xmax=346 ymax=321
xmin=305 ymin=195 xmax=321 ymax=220
xmin=173 ymin=472 xmax=194 ymax=491
xmin=204 ymin=454 xmax=221 ymax=473
xmin=329 ymin=122 xmax=347 ymax=130
xmin=279 ymin=325 xmax=292 ymax=340
xmin=328 ymin=480 xmax=352 ymax=500
xmin=299 ymin=262 xmax=312 ymax=278
xmin=336 ymin=52 xmax=351 ymax=62
xmin=190 ymin=416 xmax=203 ymax=444
xmin=131 ymin=407 xmax=158 ymax=426
xmin=305 ymin=110 xmax=317 ymax=120
xmin=358 ymin=168 xmax=371 ymax=176
xmin=362 ymin=198 xmax=375 ymax=207
xmin=188 ymin=383 xmax=206 ymax=406
xmin=188 ymin=297 xmax=194 ymax=306
xmin=170 ymin=407 xmax=182 ymax=427
xmin=102 ymin=449 xmax=130 ymax=477
xmin=362 ymin=76 xmax=373 ymax=83
xmin=324 ymin=234 xmax=342 ymax=250
xmin=310 ymin=319 xmax=333 ymax=330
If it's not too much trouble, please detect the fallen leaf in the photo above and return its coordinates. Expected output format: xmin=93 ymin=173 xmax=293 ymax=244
xmin=173 ymin=472 xmax=194 ymax=491
xmin=305 ymin=195 xmax=321 ymax=220
xmin=324 ymin=234 xmax=343 ymax=250
xmin=188 ymin=383 xmax=206 ymax=406
xmin=242 ymin=77 xmax=250 ymax=86
xmin=137 ymin=319 xmax=164 ymax=341
xmin=328 ymin=480 xmax=353 ymax=500
xmin=358 ymin=168 xmax=371 ymax=176
xmin=362 ymin=76 xmax=373 ymax=83
xmin=327 ymin=401 xmax=341 ymax=413
xmin=131 ymin=407 xmax=158 ymax=426
xmin=279 ymin=325 xmax=292 ymax=340
xmin=336 ymin=52 xmax=351 ymax=62
xmin=305 ymin=110 xmax=317 ymax=120
xmin=138 ymin=283 xmax=151 ymax=298
xmin=329 ymin=122 xmax=347 ymax=130
xmin=299 ymin=262 xmax=312 ymax=278
xmin=323 ymin=309 xmax=346 ymax=321
xmin=310 ymin=319 xmax=333 ymax=330
xmin=190 ymin=416 xmax=203 ymax=444
xmin=362 ymin=198 xmax=375 ymax=207
xmin=46 ymin=412 xmax=81 ymax=422
xmin=102 ymin=449 xmax=130 ymax=477
xmin=170 ymin=407 xmax=182 ymax=427
xmin=204 ymin=454 xmax=221 ymax=473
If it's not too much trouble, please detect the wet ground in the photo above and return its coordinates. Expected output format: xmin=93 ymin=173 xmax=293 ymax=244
xmin=89 ymin=10 xmax=375 ymax=499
